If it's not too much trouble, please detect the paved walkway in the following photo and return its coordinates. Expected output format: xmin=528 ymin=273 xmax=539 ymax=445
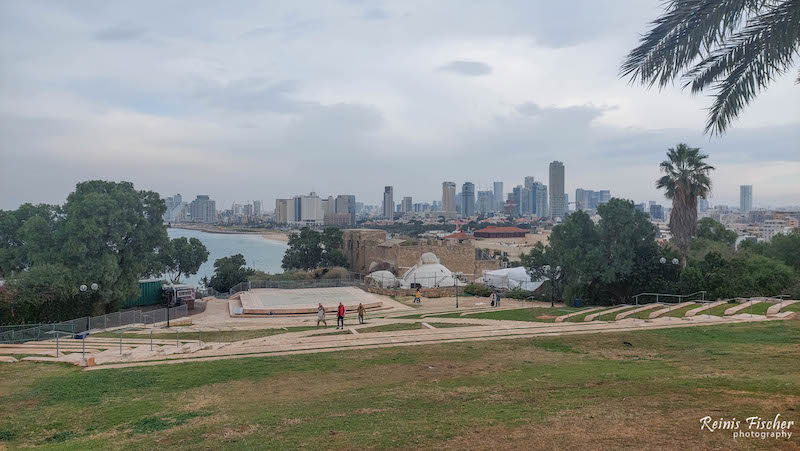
xmin=767 ymin=300 xmax=797 ymax=316
xmin=555 ymin=307 xmax=605 ymax=322
xmin=81 ymin=313 xmax=783 ymax=371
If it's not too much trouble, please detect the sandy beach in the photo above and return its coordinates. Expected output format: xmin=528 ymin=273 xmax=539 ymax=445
xmin=260 ymin=230 xmax=290 ymax=243
xmin=168 ymin=224 xmax=290 ymax=244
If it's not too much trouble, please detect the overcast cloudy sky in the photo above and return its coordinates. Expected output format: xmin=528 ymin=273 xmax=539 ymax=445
xmin=1 ymin=0 xmax=798 ymax=211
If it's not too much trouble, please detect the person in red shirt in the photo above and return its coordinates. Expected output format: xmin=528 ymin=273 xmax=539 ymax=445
xmin=336 ymin=302 xmax=346 ymax=329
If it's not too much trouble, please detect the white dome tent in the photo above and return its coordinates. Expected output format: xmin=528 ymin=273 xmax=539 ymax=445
xmin=399 ymin=252 xmax=465 ymax=288
xmin=481 ymin=267 xmax=546 ymax=291
xmin=366 ymin=270 xmax=399 ymax=288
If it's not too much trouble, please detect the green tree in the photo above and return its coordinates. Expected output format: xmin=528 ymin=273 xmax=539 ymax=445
xmin=282 ymin=227 xmax=349 ymax=270
xmin=744 ymin=228 xmax=800 ymax=271
xmin=208 ymin=254 xmax=254 ymax=292
xmin=57 ymin=181 xmax=168 ymax=311
xmin=622 ymin=1 xmax=800 ymax=134
xmin=696 ymin=218 xmax=737 ymax=246
xmin=656 ymin=144 xmax=714 ymax=267
xmin=0 ymin=264 xmax=92 ymax=324
xmin=160 ymin=237 xmax=209 ymax=283
xmin=681 ymin=251 xmax=796 ymax=300
xmin=0 ymin=203 xmax=60 ymax=276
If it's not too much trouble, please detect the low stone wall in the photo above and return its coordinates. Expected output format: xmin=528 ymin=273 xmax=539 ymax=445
xmin=364 ymin=286 xmax=464 ymax=298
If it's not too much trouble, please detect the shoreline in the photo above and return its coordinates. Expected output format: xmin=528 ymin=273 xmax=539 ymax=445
xmin=168 ymin=224 xmax=290 ymax=244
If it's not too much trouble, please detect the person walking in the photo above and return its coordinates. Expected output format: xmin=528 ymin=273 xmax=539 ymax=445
xmin=357 ymin=303 xmax=366 ymax=325
xmin=414 ymin=288 xmax=421 ymax=304
xmin=490 ymin=291 xmax=496 ymax=307
xmin=337 ymin=302 xmax=346 ymax=329
xmin=495 ymin=290 xmax=501 ymax=308
xmin=316 ymin=303 xmax=327 ymax=328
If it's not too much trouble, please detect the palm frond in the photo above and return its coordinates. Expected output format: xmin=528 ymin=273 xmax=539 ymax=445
xmin=622 ymin=0 xmax=799 ymax=134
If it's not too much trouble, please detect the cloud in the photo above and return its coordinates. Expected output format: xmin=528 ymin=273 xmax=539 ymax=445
xmin=437 ymin=60 xmax=492 ymax=76
xmin=92 ymin=23 xmax=148 ymax=41
xmin=193 ymin=79 xmax=311 ymax=114
xmin=516 ymin=102 xmax=541 ymax=116
xmin=362 ymin=8 xmax=389 ymax=20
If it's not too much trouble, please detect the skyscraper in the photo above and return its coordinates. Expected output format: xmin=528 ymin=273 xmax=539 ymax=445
xmin=534 ymin=182 xmax=548 ymax=218
xmin=401 ymin=196 xmax=412 ymax=214
xmin=493 ymin=182 xmax=503 ymax=212
xmin=461 ymin=182 xmax=475 ymax=217
xmin=549 ymin=161 xmax=566 ymax=219
xmin=382 ymin=186 xmax=394 ymax=220
xmin=335 ymin=194 xmax=356 ymax=226
xmin=477 ymin=190 xmax=493 ymax=214
xmin=442 ymin=182 xmax=456 ymax=216
xmin=740 ymin=185 xmax=753 ymax=213
xmin=189 ymin=195 xmax=216 ymax=224
xmin=253 ymin=200 xmax=261 ymax=217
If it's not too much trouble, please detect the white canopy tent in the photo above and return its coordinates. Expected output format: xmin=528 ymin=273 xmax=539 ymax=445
xmin=481 ymin=267 xmax=546 ymax=291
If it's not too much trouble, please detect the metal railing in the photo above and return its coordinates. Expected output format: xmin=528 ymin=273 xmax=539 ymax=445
xmin=632 ymin=291 xmax=707 ymax=305
xmin=0 ymin=304 xmax=188 ymax=344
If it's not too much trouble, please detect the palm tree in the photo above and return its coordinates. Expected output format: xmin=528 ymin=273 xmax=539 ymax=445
xmin=657 ymin=144 xmax=715 ymax=267
xmin=621 ymin=1 xmax=800 ymax=134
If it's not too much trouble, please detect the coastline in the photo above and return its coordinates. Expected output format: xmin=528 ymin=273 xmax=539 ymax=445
xmin=168 ymin=224 xmax=290 ymax=244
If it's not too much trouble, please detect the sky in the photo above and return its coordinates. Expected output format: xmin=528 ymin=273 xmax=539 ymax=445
xmin=1 ymin=0 xmax=798 ymax=211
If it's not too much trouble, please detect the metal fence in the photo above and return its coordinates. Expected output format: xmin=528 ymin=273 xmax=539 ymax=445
xmin=632 ymin=291 xmax=707 ymax=305
xmin=0 ymin=304 xmax=188 ymax=344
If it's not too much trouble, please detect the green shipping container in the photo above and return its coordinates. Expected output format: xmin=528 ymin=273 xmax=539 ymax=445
xmin=122 ymin=279 xmax=165 ymax=308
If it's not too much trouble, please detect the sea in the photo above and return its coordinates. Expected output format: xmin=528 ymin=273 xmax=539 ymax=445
xmin=167 ymin=228 xmax=288 ymax=286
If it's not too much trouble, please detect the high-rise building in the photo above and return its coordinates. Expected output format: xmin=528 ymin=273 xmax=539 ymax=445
xmin=598 ymin=190 xmax=611 ymax=205
xmin=740 ymin=185 xmax=753 ymax=213
xmin=334 ymin=195 xmax=356 ymax=226
xmin=461 ymin=182 xmax=475 ymax=217
xmin=189 ymin=195 xmax=216 ymax=224
xmin=698 ymin=198 xmax=709 ymax=212
xmin=534 ymin=182 xmax=548 ymax=218
xmin=401 ymin=196 xmax=412 ymax=214
xmin=477 ymin=190 xmax=493 ymax=214
xmin=493 ymin=182 xmax=504 ymax=212
xmin=253 ymin=200 xmax=261 ymax=217
xmin=649 ymin=203 xmax=664 ymax=221
xmin=442 ymin=182 xmax=457 ymax=215
xmin=301 ymin=192 xmax=323 ymax=225
xmin=382 ymin=186 xmax=394 ymax=220
xmin=549 ymin=161 xmax=566 ymax=219
xmin=163 ymin=194 xmax=187 ymax=222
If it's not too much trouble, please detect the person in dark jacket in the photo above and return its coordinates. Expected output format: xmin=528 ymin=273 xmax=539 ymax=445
xmin=357 ymin=303 xmax=366 ymax=325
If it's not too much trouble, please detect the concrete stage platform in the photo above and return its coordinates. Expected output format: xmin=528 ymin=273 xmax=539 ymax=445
xmin=231 ymin=287 xmax=383 ymax=316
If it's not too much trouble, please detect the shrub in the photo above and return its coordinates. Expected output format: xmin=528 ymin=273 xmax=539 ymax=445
xmin=463 ymin=283 xmax=492 ymax=297
xmin=505 ymin=287 xmax=537 ymax=300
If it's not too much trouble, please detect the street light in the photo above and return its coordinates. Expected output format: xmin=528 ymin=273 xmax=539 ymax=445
xmin=79 ymin=283 xmax=100 ymax=331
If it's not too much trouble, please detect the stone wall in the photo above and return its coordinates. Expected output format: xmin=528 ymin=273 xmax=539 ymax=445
xmin=341 ymin=229 xmax=501 ymax=277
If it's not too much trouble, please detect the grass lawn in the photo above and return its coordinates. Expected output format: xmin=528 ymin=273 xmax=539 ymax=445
xmin=430 ymin=307 xmax=579 ymax=323
xmin=563 ymin=308 xmax=607 ymax=322
xmin=663 ymin=303 xmax=703 ymax=318
xmin=356 ymin=322 xmax=425 ymax=333
xmin=91 ymin=326 xmax=324 ymax=342
xmin=747 ymin=302 xmax=776 ymax=316
xmin=0 ymin=321 xmax=798 ymax=449
xmin=783 ymin=303 xmax=800 ymax=313
xmin=701 ymin=302 xmax=739 ymax=317
xmin=627 ymin=305 xmax=668 ymax=320
xmin=594 ymin=306 xmax=637 ymax=321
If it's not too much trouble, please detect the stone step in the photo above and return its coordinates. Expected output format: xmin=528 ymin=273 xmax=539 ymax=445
xmin=685 ymin=300 xmax=727 ymax=317
xmin=767 ymin=300 xmax=798 ymax=316
xmin=616 ymin=304 xmax=662 ymax=320
xmin=725 ymin=300 xmax=761 ymax=316
xmin=648 ymin=302 xmax=696 ymax=319
xmin=555 ymin=307 xmax=605 ymax=322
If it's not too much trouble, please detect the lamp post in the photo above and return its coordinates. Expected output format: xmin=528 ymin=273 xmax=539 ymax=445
xmin=79 ymin=283 xmax=100 ymax=331
xmin=659 ymin=257 xmax=680 ymax=301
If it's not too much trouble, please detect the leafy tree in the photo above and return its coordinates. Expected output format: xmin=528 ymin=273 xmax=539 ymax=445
xmin=656 ymin=144 xmax=714 ymax=267
xmin=57 ymin=181 xmax=168 ymax=310
xmin=0 ymin=264 xmax=95 ymax=324
xmin=208 ymin=254 xmax=254 ymax=292
xmin=622 ymin=0 xmax=800 ymax=134
xmin=681 ymin=251 xmax=796 ymax=300
xmin=282 ymin=227 xmax=349 ymax=270
xmin=696 ymin=218 xmax=737 ymax=246
xmin=159 ymin=237 xmax=209 ymax=283
xmin=743 ymin=228 xmax=800 ymax=271
xmin=0 ymin=181 xmax=168 ymax=318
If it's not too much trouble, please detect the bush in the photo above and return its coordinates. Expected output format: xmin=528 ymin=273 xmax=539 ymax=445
xmin=463 ymin=284 xmax=492 ymax=297
xmin=505 ymin=287 xmax=537 ymax=300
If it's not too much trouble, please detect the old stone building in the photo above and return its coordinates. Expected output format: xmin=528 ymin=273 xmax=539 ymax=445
xmin=340 ymin=229 xmax=501 ymax=277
